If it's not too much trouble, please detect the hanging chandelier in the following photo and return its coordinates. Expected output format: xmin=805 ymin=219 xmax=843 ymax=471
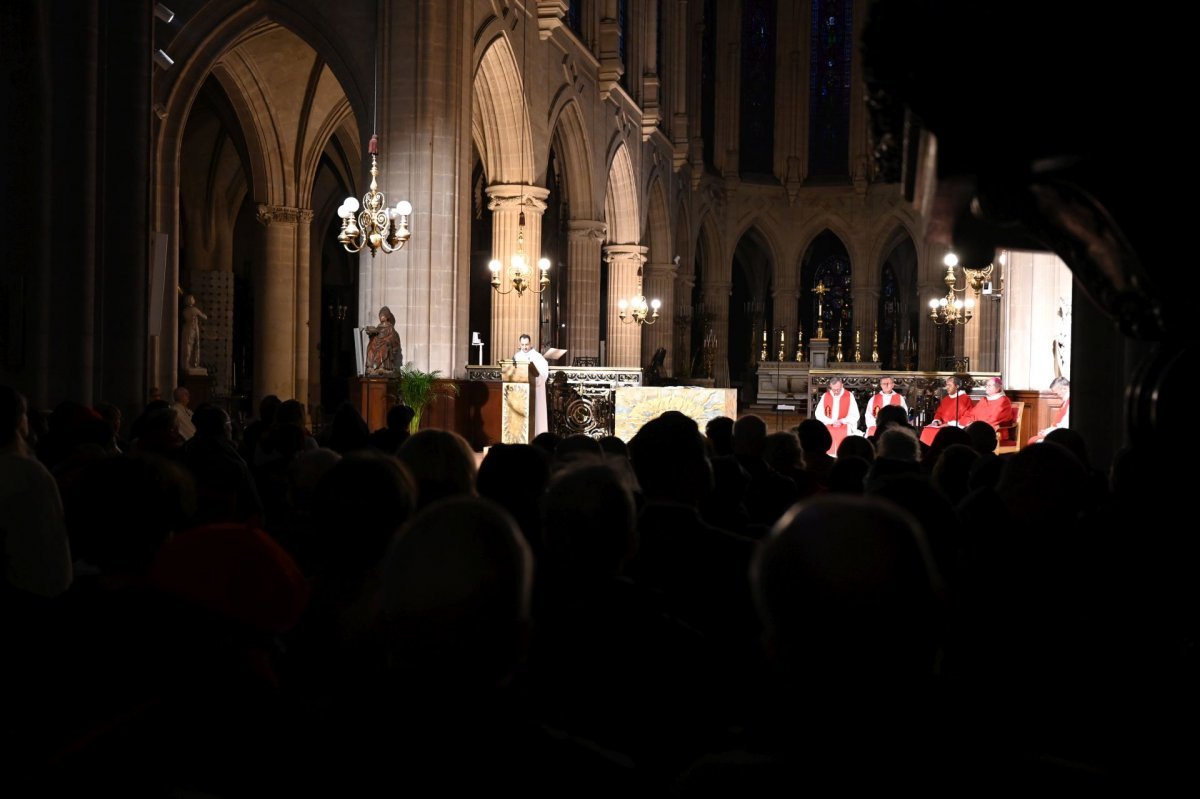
xmin=336 ymin=134 xmax=411 ymax=257
xmin=489 ymin=209 xmax=549 ymax=296
xmin=618 ymin=266 xmax=660 ymax=325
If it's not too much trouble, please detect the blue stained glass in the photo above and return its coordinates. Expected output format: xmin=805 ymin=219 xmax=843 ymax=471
xmin=814 ymin=255 xmax=853 ymax=335
xmin=808 ymin=0 xmax=853 ymax=178
xmin=740 ymin=0 xmax=776 ymax=176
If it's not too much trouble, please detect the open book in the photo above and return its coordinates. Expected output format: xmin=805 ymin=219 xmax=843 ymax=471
xmin=543 ymin=347 xmax=568 ymax=361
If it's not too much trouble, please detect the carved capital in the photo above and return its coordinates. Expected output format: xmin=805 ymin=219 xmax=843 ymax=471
xmin=568 ymin=220 xmax=607 ymax=241
xmin=256 ymin=204 xmax=308 ymax=226
xmin=486 ymin=184 xmax=550 ymax=214
xmin=603 ymin=244 xmax=649 ymax=265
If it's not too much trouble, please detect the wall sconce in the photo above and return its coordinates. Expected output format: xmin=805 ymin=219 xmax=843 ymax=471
xmin=489 ymin=210 xmax=549 ymax=296
xmin=618 ymin=266 xmax=660 ymax=325
xmin=928 ymin=252 xmax=975 ymax=327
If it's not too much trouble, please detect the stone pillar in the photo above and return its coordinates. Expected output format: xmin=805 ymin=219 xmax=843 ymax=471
xmin=671 ymin=0 xmax=690 ymax=169
xmin=702 ymin=280 xmax=732 ymax=386
xmin=255 ymin=204 xmax=312 ymax=408
xmin=642 ymin=260 xmax=678 ymax=370
xmin=567 ymin=220 xmax=606 ymax=362
xmin=487 ymin=184 xmax=550 ymax=361
xmin=855 ymin=288 xmax=880 ymax=363
xmin=675 ymin=273 xmax=696 ymax=375
xmin=604 ymin=244 xmax=649 ymax=367
xmin=772 ymin=288 xmax=799 ymax=358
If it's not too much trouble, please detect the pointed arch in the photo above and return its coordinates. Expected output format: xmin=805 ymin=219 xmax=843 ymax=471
xmin=644 ymin=177 xmax=672 ymax=262
xmin=548 ymin=95 xmax=597 ymax=221
xmin=473 ymin=34 xmax=535 ymax=185
xmin=604 ymin=143 xmax=640 ymax=244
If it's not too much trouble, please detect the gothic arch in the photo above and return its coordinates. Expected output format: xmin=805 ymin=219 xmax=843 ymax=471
xmin=604 ymin=144 xmax=640 ymax=245
xmin=547 ymin=96 xmax=597 ymax=220
xmin=792 ymin=217 xmax=858 ymax=279
xmin=473 ymin=33 xmax=536 ymax=185
xmin=644 ymin=177 xmax=673 ymax=262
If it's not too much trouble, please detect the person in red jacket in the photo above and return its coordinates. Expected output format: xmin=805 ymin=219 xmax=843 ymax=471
xmin=971 ymin=376 xmax=1016 ymax=444
xmin=919 ymin=375 xmax=974 ymax=446
xmin=1028 ymin=376 xmax=1070 ymax=445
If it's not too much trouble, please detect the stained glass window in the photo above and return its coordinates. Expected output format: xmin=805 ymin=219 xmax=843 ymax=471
xmin=740 ymin=0 xmax=776 ymax=176
xmin=813 ymin=255 xmax=852 ymax=338
xmin=701 ymin=0 xmax=716 ymax=169
xmin=808 ymin=0 xmax=853 ymax=178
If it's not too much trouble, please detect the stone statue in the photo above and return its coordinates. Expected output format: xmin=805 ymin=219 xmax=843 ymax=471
xmin=363 ymin=305 xmax=402 ymax=375
xmin=180 ymin=294 xmax=208 ymax=373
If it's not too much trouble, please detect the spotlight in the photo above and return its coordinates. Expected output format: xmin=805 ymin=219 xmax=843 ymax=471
xmin=153 ymin=49 xmax=174 ymax=70
xmin=154 ymin=4 xmax=175 ymax=23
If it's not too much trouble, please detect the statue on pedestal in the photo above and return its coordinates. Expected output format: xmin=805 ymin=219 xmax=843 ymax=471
xmin=180 ymin=294 xmax=208 ymax=375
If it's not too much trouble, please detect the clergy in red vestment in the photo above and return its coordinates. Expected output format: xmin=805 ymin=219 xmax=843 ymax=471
xmin=814 ymin=377 xmax=860 ymax=456
xmin=1028 ymin=376 xmax=1070 ymax=446
xmin=863 ymin=376 xmax=909 ymax=437
xmin=972 ymin=376 xmax=1015 ymax=443
xmin=919 ymin=375 xmax=975 ymax=446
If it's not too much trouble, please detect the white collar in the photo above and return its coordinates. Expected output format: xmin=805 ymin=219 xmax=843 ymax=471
xmin=984 ymin=393 xmax=1004 ymax=401
xmin=946 ymin=391 xmax=963 ymax=398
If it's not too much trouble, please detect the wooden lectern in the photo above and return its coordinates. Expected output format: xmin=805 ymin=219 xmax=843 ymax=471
xmin=499 ymin=359 xmax=539 ymax=444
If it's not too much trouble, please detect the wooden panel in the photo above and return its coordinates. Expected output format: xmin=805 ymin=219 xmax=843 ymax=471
xmin=420 ymin=379 xmax=503 ymax=451
xmin=349 ymin=377 xmax=390 ymax=432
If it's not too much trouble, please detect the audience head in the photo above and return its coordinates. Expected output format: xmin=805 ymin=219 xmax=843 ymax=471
xmin=733 ymin=414 xmax=770 ymax=458
xmin=386 ymin=403 xmax=416 ymax=433
xmin=705 ymin=416 xmax=735 ymax=457
xmin=876 ymin=427 xmax=921 ymax=462
xmin=931 ymin=443 xmax=980 ymax=505
xmin=378 ymin=497 xmax=533 ymax=688
xmin=796 ymin=418 xmax=833 ymax=456
xmin=541 ymin=462 xmax=637 ymax=578
xmin=827 ymin=456 xmax=870 ymax=494
xmin=629 ymin=411 xmax=712 ymax=504
xmin=751 ymin=495 xmax=943 ymax=682
xmin=476 ymin=443 xmax=552 ymax=550
xmin=837 ymin=434 xmax=875 ymax=462
xmin=965 ymin=420 xmax=998 ymax=455
xmin=874 ymin=404 xmax=910 ymax=434
xmin=763 ymin=430 xmax=804 ymax=472
xmin=553 ymin=433 xmax=604 ymax=470
xmin=312 ymin=450 xmax=417 ymax=578
xmin=193 ymin=403 xmax=233 ymax=439
xmin=396 ymin=428 xmax=478 ymax=509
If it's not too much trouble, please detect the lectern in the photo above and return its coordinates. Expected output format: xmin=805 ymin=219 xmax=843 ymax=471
xmin=499 ymin=359 xmax=540 ymax=443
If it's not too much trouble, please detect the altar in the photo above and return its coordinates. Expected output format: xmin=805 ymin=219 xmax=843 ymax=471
xmin=614 ymin=386 xmax=738 ymax=441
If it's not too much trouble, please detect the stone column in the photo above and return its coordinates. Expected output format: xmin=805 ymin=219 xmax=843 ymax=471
xmin=604 ymin=244 xmax=649 ymax=367
xmin=772 ymin=288 xmax=799 ymax=359
xmin=487 ymin=184 xmax=550 ymax=360
xmin=255 ymin=204 xmax=312 ymax=408
xmin=675 ymin=272 xmax=696 ymax=374
xmin=702 ymin=280 xmax=732 ymax=386
xmin=671 ymin=0 xmax=690 ymax=170
xmin=855 ymin=289 xmax=880 ymax=363
xmin=567 ymin=220 xmax=606 ymax=362
xmin=642 ymin=260 xmax=678 ymax=371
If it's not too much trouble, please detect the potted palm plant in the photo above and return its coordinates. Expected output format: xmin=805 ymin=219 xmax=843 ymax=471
xmin=388 ymin=362 xmax=460 ymax=433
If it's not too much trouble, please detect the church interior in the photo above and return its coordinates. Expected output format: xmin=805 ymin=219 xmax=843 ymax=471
xmin=1 ymin=0 xmax=1192 ymax=792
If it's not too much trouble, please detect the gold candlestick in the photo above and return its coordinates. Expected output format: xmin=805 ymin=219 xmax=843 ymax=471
xmin=795 ymin=328 xmax=804 ymax=362
xmin=835 ymin=327 xmax=844 ymax=362
xmin=872 ymin=328 xmax=880 ymax=363
xmin=813 ymin=281 xmax=828 ymax=339
xmin=854 ymin=328 xmax=862 ymax=363
xmin=760 ymin=327 xmax=768 ymax=362
xmin=776 ymin=328 xmax=786 ymax=361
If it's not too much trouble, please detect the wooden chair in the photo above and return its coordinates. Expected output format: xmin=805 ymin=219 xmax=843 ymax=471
xmin=996 ymin=400 xmax=1024 ymax=454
